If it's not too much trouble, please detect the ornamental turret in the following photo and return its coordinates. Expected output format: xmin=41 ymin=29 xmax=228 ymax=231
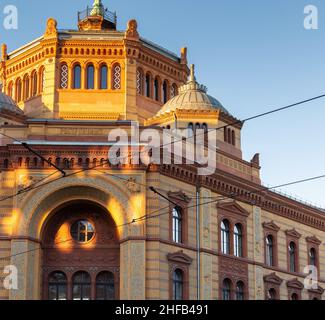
xmin=78 ymin=0 xmax=117 ymax=31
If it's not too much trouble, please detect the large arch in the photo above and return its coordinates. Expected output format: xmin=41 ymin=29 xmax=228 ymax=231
xmin=9 ymin=173 xmax=146 ymax=300
xmin=41 ymin=199 xmax=120 ymax=300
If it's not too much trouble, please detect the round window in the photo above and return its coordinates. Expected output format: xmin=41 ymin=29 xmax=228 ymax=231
xmin=70 ymin=220 xmax=95 ymax=243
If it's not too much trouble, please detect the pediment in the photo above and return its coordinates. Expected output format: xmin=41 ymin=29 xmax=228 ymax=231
xmin=167 ymin=191 xmax=191 ymax=204
xmin=308 ymin=285 xmax=324 ymax=294
xmin=286 ymin=278 xmax=304 ymax=290
xmin=167 ymin=251 xmax=193 ymax=265
xmin=306 ymin=236 xmax=321 ymax=246
xmin=262 ymin=221 xmax=280 ymax=232
xmin=263 ymin=273 xmax=283 ymax=285
xmin=285 ymin=229 xmax=302 ymax=239
xmin=217 ymin=201 xmax=250 ymax=217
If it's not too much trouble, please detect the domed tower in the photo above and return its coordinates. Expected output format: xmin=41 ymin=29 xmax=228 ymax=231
xmin=0 ymin=1 xmax=188 ymax=121
xmin=146 ymin=65 xmax=244 ymax=158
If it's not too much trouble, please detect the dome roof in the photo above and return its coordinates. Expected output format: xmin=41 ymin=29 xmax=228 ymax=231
xmin=0 ymin=93 xmax=23 ymax=115
xmin=155 ymin=65 xmax=230 ymax=117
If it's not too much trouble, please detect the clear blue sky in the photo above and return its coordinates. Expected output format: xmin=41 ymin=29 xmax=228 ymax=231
xmin=1 ymin=0 xmax=325 ymax=207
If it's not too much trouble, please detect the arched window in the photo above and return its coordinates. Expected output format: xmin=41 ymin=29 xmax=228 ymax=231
xmin=163 ymin=80 xmax=168 ymax=103
xmin=221 ymin=220 xmax=230 ymax=255
xmin=73 ymin=64 xmax=81 ymax=89
xmin=3 ymin=159 xmax=9 ymax=168
xmin=145 ymin=73 xmax=151 ymax=98
xmin=202 ymin=123 xmax=208 ymax=133
xmin=291 ymin=293 xmax=299 ymax=300
xmin=86 ymin=64 xmax=95 ymax=89
xmin=236 ymin=281 xmax=244 ymax=300
xmin=154 ymin=77 xmax=160 ymax=101
xmin=309 ymin=248 xmax=317 ymax=267
xmin=99 ymin=64 xmax=108 ymax=89
xmin=232 ymin=130 xmax=236 ymax=146
xmin=136 ymin=69 xmax=144 ymax=94
xmin=266 ymin=235 xmax=274 ymax=266
xmin=112 ymin=63 xmax=121 ymax=90
xmin=48 ymin=271 xmax=67 ymax=300
xmin=224 ymin=127 xmax=228 ymax=143
xmin=31 ymin=71 xmax=38 ymax=96
xmin=23 ymin=75 xmax=30 ymax=100
xmin=8 ymin=81 xmax=13 ymax=98
xmin=227 ymin=128 xmax=232 ymax=145
xmin=267 ymin=288 xmax=277 ymax=300
xmin=172 ymin=269 xmax=184 ymax=300
xmin=39 ymin=67 xmax=45 ymax=92
xmin=96 ymin=272 xmax=115 ymax=300
xmin=59 ymin=63 xmax=68 ymax=89
xmin=16 ymin=78 xmax=22 ymax=102
xmin=188 ymin=123 xmax=194 ymax=138
xmin=222 ymin=278 xmax=231 ymax=300
xmin=289 ymin=242 xmax=297 ymax=272
xmin=195 ymin=123 xmax=201 ymax=133
xmin=172 ymin=206 xmax=182 ymax=243
xmin=72 ymin=271 xmax=91 ymax=300
xmin=170 ymin=83 xmax=178 ymax=98
xmin=234 ymin=224 xmax=243 ymax=257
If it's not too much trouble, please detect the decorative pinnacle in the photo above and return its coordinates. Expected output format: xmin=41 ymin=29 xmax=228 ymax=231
xmin=90 ymin=0 xmax=105 ymax=16
xmin=189 ymin=64 xmax=196 ymax=83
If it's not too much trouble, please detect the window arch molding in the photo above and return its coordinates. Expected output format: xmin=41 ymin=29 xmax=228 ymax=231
xmin=264 ymin=273 xmax=283 ymax=300
xmin=286 ymin=278 xmax=304 ymax=300
xmin=23 ymin=73 xmax=30 ymax=101
xmin=47 ymin=271 xmax=67 ymax=300
xmin=285 ymin=229 xmax=301 ymax=273
xmin=167 ymin=251 xmax=192 ymax=300
xmin=72 ymin=62 xmax=82 ymax=89
xmin=38 ymin=66 xmax=45 ymax=92
xmin=167 ymin=191 xmax=191 ymax=245
xmin=99 ymin=63 xmax=108 ymax=90
xmin=31 ymin=70 xmax=38 ymax=97
xmin=217 ymin=201 xmax=249 ymax=257
xmin=263 ymin=221 xmax=280 ymax=267
xmin=306 ymin=236 xmax=321 ymax=277
xmin=85 ymin=62 xmax=95 ymax=90
xmin=15 ymin=78 xmax=22 ymax=102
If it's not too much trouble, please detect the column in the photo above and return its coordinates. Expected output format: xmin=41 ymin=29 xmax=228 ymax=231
xmin=120 ymin=240 xmax=146 ymax=300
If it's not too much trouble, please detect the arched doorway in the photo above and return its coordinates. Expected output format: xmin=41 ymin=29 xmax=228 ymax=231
xmin=41 ymin=200 xmax=120 ymax=300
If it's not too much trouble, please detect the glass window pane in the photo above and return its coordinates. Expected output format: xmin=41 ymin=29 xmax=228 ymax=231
xmin=87 ymin=65 xmax=95 ymax=89
xmin=73 ymin=65 xmax=81 ymax=89
xmin=100 ymin=66 xmax=108 ymax=89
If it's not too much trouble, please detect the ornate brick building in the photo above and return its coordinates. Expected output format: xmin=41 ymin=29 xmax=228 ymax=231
xmin=0 ymin=1 xmax=324 ymax=300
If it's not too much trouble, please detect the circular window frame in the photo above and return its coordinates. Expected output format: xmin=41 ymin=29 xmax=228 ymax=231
xmin=70 ymin=219 xmax=96 ymax=244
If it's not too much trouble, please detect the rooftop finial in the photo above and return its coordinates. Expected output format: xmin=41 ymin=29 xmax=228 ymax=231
xmin=90 ymin=0 xmax=105 ymax=16
xmin=189 ymin=64 xmax=196 ymax=83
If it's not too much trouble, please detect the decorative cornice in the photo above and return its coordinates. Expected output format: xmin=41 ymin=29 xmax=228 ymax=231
xmin=306 ymin=236 xmax=321 ymax=246
xmin=217 ymin=201 xmax=250 ymax=217
xmin=286 ymin=278 xmax=304 ymax=290
xmin=167 ymin=191 xmax=191 ymax=204
xmin=308 ymin=285 xmax=324 ymax=295
xmin=262 ymin=221 xmax=280 ymax=232
xmin=285 ymin=229 xmax=302 ymax=239
xmin=263 ymin=273 xmax=283 ymax=285
xmin=167 ymin=251 xmax=193 ymax=265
